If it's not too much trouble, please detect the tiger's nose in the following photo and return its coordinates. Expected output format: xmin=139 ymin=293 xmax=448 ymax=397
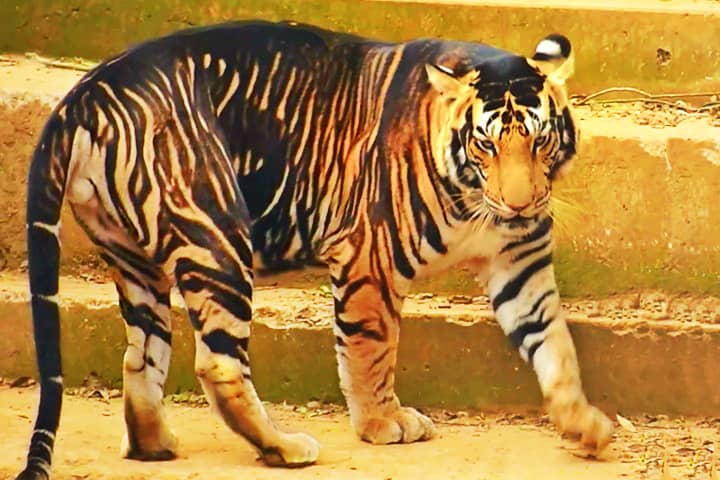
xmin=504 ymin=199 xmax=532 ymax=212
xmin=500 ymin=182 xmax=534 ymax=213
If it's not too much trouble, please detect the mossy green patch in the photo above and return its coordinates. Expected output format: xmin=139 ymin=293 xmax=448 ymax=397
xmin=4 ymin=299 xmax=720 ymax=415
xmin=554 ymin=247 xmax=720 ymax=299
xmin=2 ymin=0 xmax=719 ymax=93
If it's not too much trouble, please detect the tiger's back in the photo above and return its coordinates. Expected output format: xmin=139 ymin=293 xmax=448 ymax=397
xmin=69 ymin=21 xmax=523 ymax=271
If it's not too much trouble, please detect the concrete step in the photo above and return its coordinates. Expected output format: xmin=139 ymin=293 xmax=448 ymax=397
xmin=2 ymin=0 xmax=719 ymax=93
xmin=1 ymin=274 xmax=719 ymax=416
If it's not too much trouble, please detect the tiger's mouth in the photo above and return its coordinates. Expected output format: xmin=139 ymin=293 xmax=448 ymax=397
xmin=484 ymin=194 xmax=551 ymax=230
xmin=493 ymin=213 xmax=542 ymax=229
xmin=484 ymin=195 xmax=550 ymax=225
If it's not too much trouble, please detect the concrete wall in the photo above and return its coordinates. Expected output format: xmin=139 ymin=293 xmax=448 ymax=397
xmin=2 ymin=95 xmax=718 ymax=298
xmin=0 ymin=1 xmax=719 ymax=298
xmin=1 ymin=1 xmax=719 ymax=414
xmin=2 ymin=279 xmax=719 ymax=415
xmin=1 ymin=0 xmax=719 ymax=94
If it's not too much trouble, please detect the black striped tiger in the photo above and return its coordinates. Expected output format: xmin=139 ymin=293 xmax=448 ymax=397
xmin=17 ymin=20 xmax=613 ymax=479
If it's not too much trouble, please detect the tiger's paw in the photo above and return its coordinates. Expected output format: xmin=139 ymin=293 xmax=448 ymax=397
xmin=14 ymin=467 xmax=49 ymax=480
xmin=260 ymin=432 xmax=320 ymax=468
xmin=357 ymin=406 xmax=437 ymax=444
xmin=120 ymin=430 xmax=179 ymax=461
xmin=548 ymin=397 xmax=614 ymax=454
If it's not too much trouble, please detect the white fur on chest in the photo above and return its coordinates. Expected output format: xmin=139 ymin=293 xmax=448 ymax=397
xmin=414 ymin=223 xmax=504 ymax=281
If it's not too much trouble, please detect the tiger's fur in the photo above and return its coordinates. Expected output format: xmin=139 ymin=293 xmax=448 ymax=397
xmin=17 ymin=21 xmax=612 ymax=478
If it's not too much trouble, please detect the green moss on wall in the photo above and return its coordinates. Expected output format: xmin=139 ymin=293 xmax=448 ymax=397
xmin=2 ymin=0 xmax=719 ymax=93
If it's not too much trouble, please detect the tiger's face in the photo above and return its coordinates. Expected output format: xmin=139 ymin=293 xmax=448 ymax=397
xmin=426 ymin=35 xmax=577 ymax=224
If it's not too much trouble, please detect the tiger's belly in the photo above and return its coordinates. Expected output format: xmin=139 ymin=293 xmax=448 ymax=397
xmin=249 ymin=224 xmax=321 ymax=272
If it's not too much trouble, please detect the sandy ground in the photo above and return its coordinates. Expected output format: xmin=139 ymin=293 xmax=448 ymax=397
xmin=2 ymin=385 xmax=720 ymax=480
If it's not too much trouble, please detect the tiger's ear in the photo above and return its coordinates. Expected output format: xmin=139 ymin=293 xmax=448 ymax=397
xmin=425 ymin=64 xmax=469 ymax=97
xmin=531 ymin=34 xmax=575 ymax=85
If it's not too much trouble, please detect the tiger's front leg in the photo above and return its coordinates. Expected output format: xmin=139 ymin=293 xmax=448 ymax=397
xmin=488 ymin=221 xmax=613 ymax=452
xmin=329 ymin=263 xmax=436 ymax=444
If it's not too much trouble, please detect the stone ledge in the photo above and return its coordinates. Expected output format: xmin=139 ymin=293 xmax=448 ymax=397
xmin=3 ymin=0 xmax=720 ymax=93
xmin=1 ymin=274 xmax=718 ymax=416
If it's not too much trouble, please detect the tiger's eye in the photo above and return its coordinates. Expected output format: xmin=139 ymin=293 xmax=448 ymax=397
xmin=474 ymin=139 xmax=495 ymax=152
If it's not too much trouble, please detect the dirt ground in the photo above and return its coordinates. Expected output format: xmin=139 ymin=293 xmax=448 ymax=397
xmin=2 ymin=385 xmax=720 ymax=480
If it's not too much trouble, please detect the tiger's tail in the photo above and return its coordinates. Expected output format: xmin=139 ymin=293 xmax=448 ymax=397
xmin=17 ymin=108 xmax=74 ymax=480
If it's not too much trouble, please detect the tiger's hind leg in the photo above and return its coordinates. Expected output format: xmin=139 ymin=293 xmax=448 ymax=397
xmin=155 ymin=111 xmax=319 ymax=467
xmin=168 ymin=234 xmax=320 ymax=467
xmin=113 ymin=273 xmax=178 ymax=461
xmin=68 ymin=175 xmax=178 ymax=461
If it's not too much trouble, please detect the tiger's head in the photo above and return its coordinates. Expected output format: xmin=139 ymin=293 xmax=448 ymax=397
xmin=425 ymin=34 xmax=577 ymax=225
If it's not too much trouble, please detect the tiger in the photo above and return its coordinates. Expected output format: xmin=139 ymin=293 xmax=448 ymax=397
xmin=16 ymin=20 xmax=613 ymax=479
